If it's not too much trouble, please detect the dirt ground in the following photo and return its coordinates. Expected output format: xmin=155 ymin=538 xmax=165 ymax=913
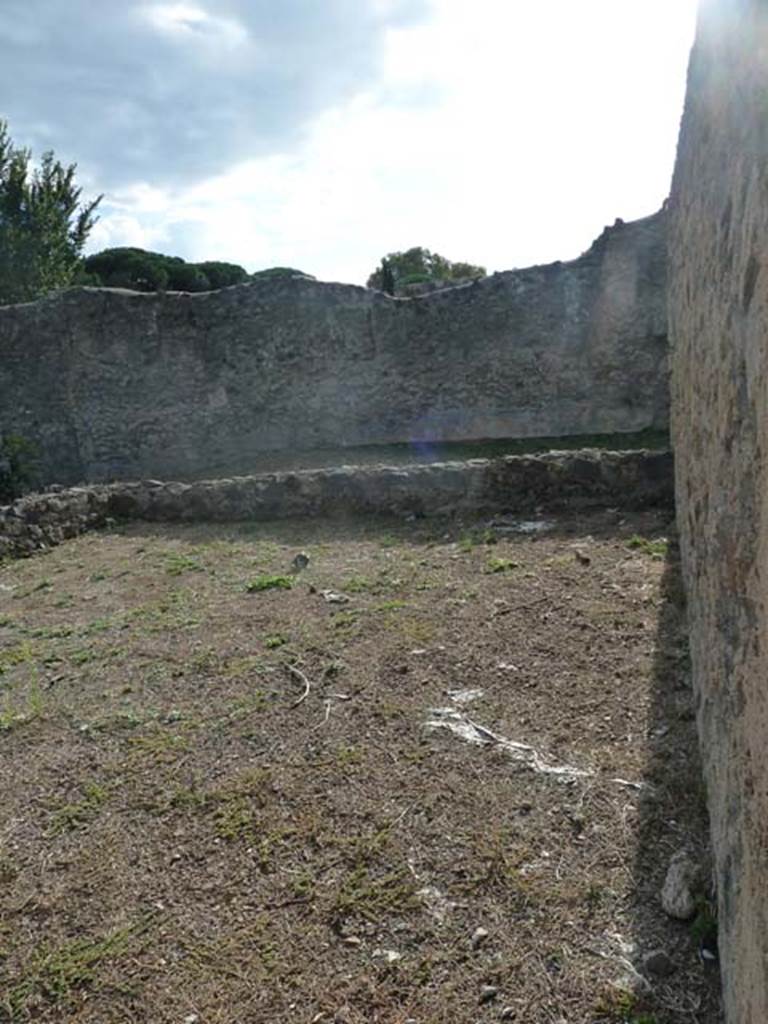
xmin=0 ymin=508 xmax=721 ymax=1023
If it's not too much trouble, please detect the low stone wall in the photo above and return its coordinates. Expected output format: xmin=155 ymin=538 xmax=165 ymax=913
xmin=0 ymin=449 xmax=673 ymax=560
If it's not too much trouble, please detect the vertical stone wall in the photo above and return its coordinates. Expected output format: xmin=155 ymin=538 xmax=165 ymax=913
xmin=0 ymin=213 xmax=667 ymax=487
xmin=669 ymin=1 xmax=768 ymax=1019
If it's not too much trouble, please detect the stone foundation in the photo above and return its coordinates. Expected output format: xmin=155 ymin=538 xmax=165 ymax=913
xmin=0 ymin=449 xmax=673 ymax=560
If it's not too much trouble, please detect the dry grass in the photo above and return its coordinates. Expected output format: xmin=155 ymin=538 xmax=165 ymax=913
xmin=0 ymin=509 xmax=721 ymax=1023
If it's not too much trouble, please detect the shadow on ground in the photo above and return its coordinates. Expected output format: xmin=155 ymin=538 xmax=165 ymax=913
xmin=627 ymin=541 xmax=723 ymax=1022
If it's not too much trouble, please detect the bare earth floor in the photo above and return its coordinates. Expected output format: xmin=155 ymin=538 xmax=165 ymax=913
xmin=0 ymin=510 xmax=722 ymax=1023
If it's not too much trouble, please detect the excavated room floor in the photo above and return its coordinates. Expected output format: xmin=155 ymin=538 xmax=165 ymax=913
xmin=0 ymin=508 xmax=721 ymax=1023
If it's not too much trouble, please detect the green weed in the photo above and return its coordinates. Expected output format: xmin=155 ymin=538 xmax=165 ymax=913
xmin=164 ymin=552 xmax=205 ymax=576
xmin=329 ymin=867 xmax=417 ymax=927
xmin=245 ymin=575 xmax=293 ymax=593
xmin=263 ymin=633 xmax=287 ymax=649
xmin=0 ymin=641 xmax=34 ymax=674
xmin=2 ymin=915 xmax=157 ymax=1019
xmin=627 ymin=535 xmax=668 ymax=559
xmin=49 ymin=783 xmax=109 ymax=834
xmin=486 ymin=557 xmax=519 ymax=573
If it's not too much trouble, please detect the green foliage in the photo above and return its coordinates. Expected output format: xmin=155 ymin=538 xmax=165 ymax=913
xmin=81 ymin=247 xmax=248 ymax=293
xmin=195 ymin=260 xmax=249 ymax=289
xmin=486 ymin=557 xmax=519 ymax=573
xmin=0 ymin=120 xmax=101 ymax=305
xmin=250 ymin=266 xmax=314 ymax=280
xmin=691 ymin=897 xmax=718 ymax=947
xmin=0 ymin=433 xmax=38 ymax=501
xmin=626 ymin=535 xmax=668 ymax=558
xmin=367 ymin=246 xmax=486 ymax=294
xmin=245 ymin=575 xmax=293 ymax=593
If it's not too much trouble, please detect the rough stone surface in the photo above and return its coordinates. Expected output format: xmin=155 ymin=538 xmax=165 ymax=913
xmin=0 ymin=448 xmax=673 ymax=561
xmin=0 ymin=215 xmax=667 ymax=488
xmin=660 ymin=850 xmax=699 ymax=921
xmin=669 ymin=1 xmax=768 ymax=1018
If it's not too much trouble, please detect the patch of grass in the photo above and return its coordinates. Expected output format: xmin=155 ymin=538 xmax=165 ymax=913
xmin=15 ymin=578 xmax=53 ymax=597
xmin=465 ymin=830 xmax=529 ymax=895
xmin=215 ymin=797 xmax=256 ymax=841
xmin=594 ymin=985 xmax=644 ymax=1021
xmin=459 ymin=528 xmax=497 ymax=552
xmin=80 ymin=616 xmax=117 ymax=637
xmin=343 ymin=575 xmax=378 ymax=593
xmin=2 ymin=915 xmax=157 ymax=1020
xmin=691 ymin=898 xmax=718 ymax=948
xmin=48 ymin=783 xmax=109 ymax=834
xmin=128 ymin=730 xmax=190 ymax=764
xmin=221 ymin=654 xmax=266 ymax=678
xmin=263 ymin=633 xmax=287 ymax=649
xmin=486 ymin=557 xmax=519 ymax=573
xmin=329 ymin=867 xmax=417 ymax=928
xmin=29 ymin=624 xmax=74 ymax=640
xmin=245 ymin=575 xmax=293 ymax=593
xmin=585 ymin=882 xmax=606 ymax=911
xmin=83 ymin=704 xmax=150 ymax=733
xmin=69 ymin=644 xmax=124 ymax=666
xmin=218 ymin=692 xmax=269 ymax=722
xmin=0 ymin=641 xmax=34 ymax=674
xmin=127 ymin=591 xmax=200 ymax=632
xmin=331 ymin=610 xmax=361 ymax=630
xmin=627 ymin=535 xmax=668 ymax=559
xmin=374 ymin=599 xmax=409 ymax=612
xmin=164 ymin=551 xmax=205 ymax=576
xmin=333 ymin=744 xmax=363 ymax=769
xmin=207 ymin=769 xmax=273 ymax=840
xmin=0 ymin=680 xmax=45 ymax=732
xmin=187 ymin=647 xmax=220 ymax=674
xmin=178 ymin=915 xmax=277 ymax=983
xmin=397 ymin=617 xmax=435 ymax=645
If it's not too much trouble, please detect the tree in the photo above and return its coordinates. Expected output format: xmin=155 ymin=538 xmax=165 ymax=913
xmin=82 ymin=249 xmax=250 ymax=292
xmin=0 ymin=120 xmax=101 ymax=304
xmin=196 ymin=261 xmax=249 ymax=289
xmin=380 ymin=258 xmax=396 ymax=296
xmin=250 ymin=267 xmax=314 ymax=280
xmin=367 ymin=247 xmax=486 ymax=294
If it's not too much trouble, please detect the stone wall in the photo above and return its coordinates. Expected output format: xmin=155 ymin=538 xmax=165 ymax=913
xmin=669 ymin=1 xmax=768 ymax=1019
xmin=0 ymin=213 xmax=668 ymax=487
xmin=0 ymin=448 xmax=673 ymax=561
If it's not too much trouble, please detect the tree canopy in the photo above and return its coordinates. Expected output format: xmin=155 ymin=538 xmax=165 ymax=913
xmin=0 ymin=120 xmax=102 ymax=304
xmin=250 ymin=266 xmax=314 ymax=280
xmin=81 ymin=252 xmax=317 ymax=293
xmin=81 ymin=248 xmax=250 ymax=293
xmin=367 ymin=247 xmax=486 ymax=295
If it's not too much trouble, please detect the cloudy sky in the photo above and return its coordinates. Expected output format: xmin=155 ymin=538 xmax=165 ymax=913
xmin=1 ymin=0 xmax=698 ymax=285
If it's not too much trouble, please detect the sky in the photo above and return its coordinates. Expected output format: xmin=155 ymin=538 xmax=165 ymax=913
xmin=1 ymin=0 xmax=699 ymax=285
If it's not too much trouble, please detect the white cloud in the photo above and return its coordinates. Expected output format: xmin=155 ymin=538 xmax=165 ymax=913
xmin=139 ymin=3 xmax=250 ymax=52
xmin=90 ymin=0 xmax=699 ymax=284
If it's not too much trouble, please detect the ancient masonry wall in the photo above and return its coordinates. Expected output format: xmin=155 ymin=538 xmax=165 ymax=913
xmin=0 ymin=213 xmax=667 ymax=487
xmin=669 ymin=1 xmax=768 ymax=1019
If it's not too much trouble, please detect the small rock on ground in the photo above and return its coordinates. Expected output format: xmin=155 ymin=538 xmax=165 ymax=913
xmin=644 ymin=948 xmax=676 ymax=977
xmin=661 ymin=849 xmax=700 ymax=919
